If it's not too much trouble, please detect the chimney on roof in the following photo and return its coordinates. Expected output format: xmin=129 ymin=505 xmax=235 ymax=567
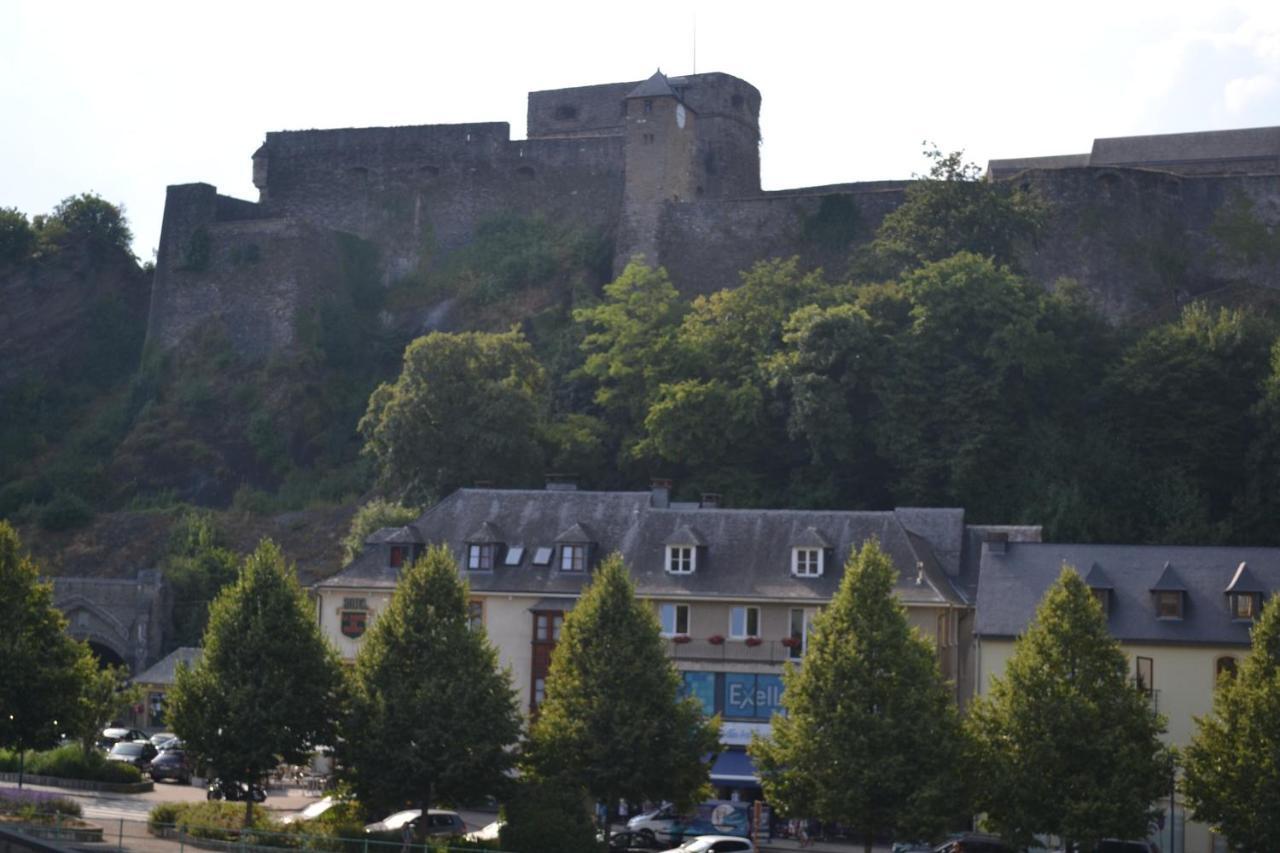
xmin=984 ymin=532 xmax=1009 ymax=555
xmin=650 ymin=478 xmax=672 ymax=509
xmin=545 ymin=473 xmax=578 ymax=491
xmin=700 ymin=492 xmax=722 ymax=509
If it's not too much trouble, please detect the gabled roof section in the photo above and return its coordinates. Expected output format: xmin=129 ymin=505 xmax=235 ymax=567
xmin=793 ymin=526 xmax=832 ymax=549
xmin=133 ymin=647 xmax=202 ymax=686
xmin=1084 ymin=562 xmax=1113 ymax=589
xmin=554 ymin=522 xmax=594 ymax=543
xmin=902 ymin=528 xmax=967 ymax=605
xmin=628 ymin=69 xmax=677 ymax=100
xmin=366 ymin=526 xmax=421 ymax=545
xmin=1226 ymin=561 xmax=1266 ymax=593
xmin=1150 ymin=562 xmax=1188 ymax=592
xmin=466 ymin=520 xmax=504 ymax=543
xmin=666 ymin=524 xmax=707 ymax=547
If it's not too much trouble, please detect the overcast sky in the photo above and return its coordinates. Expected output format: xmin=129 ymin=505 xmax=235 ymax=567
xmin=3 ymin=0 xmax=1278 ymax=258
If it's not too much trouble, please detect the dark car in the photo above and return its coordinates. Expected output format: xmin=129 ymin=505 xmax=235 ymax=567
xmin=98 ymin=727 xmax=149 ymax=750
xmin=609 ymin=829 xmax=662 ymax=852
xmin=106 ymin=740 xmax=158 ymax=773
xmin=149 ymin=746 xmax=192 ymax=784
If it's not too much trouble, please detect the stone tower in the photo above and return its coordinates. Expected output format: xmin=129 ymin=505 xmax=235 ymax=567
xmin=617 ymin=70 xmax=701 ymax=269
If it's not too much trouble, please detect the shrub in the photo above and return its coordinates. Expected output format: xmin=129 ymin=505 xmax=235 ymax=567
xmin=0 ymin=745 xmax=141 ymax=784
xmin=47 ymin=193 xmax=134 ymax=255
xmin=0 ymin=786 xmax=83 ymax=817
xmin=500 ymin=777 xmax=599 ymax=853
xmin=0 ymin=207 xmax=36 ymax=265
xmin=37 ymin=491 xmax=94 ymax=531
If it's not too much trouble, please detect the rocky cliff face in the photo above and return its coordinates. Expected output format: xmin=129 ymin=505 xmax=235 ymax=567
xmin=0 ymin=240 xmax=150 ymax=389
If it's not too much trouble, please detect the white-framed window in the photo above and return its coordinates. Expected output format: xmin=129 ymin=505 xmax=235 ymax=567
xmin=792 ymin=548 xmax=823 ymax=577
xmin=667 ymin=545 xmax=696 ymax=574
xmin=659 ymin=603 xmax=690 ymax=636
xmin=467 ymin=543 xmax=495 ymax=571
xmin=729 ymin=606 xmax=760 ymax=640
xmin=560 ymin=544 xmax=586 ymax=572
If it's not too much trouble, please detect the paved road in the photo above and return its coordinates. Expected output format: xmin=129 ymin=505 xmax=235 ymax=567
xmin=14 ymin=779 xmax=316 ymax=823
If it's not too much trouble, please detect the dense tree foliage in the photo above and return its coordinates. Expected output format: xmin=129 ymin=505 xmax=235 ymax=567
xmin=751 ymin=540 xmax=965 ymax=852
xmin=525 ymin=554 xmax=719 ymax=839
xmin=168 ymin=540 xmax=343 ymax=826
xmin=341 ymin=545 xmax=520 ymax=827
xmin=858 ymin=145 xmax=1047 ymax=278
xmin=968 ymin=568 xmax=1170 ymax=850
xmin=359 ymin=329 xmax=547 ymax=504
xmin=0 ymin=522 xmax=89 ymax=787
xmin=69 ymin=663 xmax=141 ymax=759
xmin=1183 ymin=594 xmax=1280 ymax=850
xmin=162 ymin=511 xmax=241 ymax=649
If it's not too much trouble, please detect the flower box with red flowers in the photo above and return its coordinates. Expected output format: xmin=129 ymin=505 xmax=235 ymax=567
xmin=744 ymin=637 xmax=763 ymax=647
xmin=672 ymin=634 xmax=692 ymax=644
xmin=781 ymin=636 xmax=802 ymax=649
xmin=708 ymin=634 xmax=725 ymax=645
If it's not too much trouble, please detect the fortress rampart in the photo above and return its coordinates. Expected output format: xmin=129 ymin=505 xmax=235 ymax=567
xmin=146 ymin=71 xmax=1280 ymax=360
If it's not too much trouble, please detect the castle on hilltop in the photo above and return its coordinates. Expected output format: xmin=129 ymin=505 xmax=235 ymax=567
xmin=148 ymin=71 xmax=1280 ymax=358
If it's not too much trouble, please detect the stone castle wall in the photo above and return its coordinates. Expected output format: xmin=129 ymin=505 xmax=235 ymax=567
xmin=145 ymin=72 xmax=1280 ymax=360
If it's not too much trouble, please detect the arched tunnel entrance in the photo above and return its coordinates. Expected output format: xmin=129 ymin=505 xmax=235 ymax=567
xmin=86 ymin=640 xmax=127 ymax=670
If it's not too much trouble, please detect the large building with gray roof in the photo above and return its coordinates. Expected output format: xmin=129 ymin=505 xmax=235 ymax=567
xmin=315 ymin=482 xmax=1039 ymax=793
xmin=974 ymin=539 xmax=1280 ymax=853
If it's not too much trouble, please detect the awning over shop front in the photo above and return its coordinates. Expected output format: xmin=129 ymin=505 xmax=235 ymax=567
xmin=709 ymin=749 xmax=759 ymax=785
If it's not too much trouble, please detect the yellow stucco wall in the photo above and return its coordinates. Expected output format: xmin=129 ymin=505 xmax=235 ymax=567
xmin=977 ymin=638 xmax=1243 ymax=853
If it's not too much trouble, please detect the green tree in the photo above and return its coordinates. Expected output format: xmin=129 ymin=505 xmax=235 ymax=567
xmin=69 ymin=662 xmax=142 ymax=759
xmin=162 ymin=511 xmax=241 ymax=649
xmin=499 ymin=776 xmax=600 ymax=853
xmin=750 ymin=539 xmax=964 ymax=853
xmin=1183 ymin=594 xmax=1280 ymax=850
xmin=525 ymin=553 xmax=719 ymax=842
xmin=341 ymin=498 xmax=421 ymax=562
xmin=359 ymin=329 xmax=547 ymax=504
xmin=167 ymin=540 xmax=343 ymax=826
xmin=45 ymin=192 xmax=134 ymax=255
xmin=341 ymin=545 xmax=521 ymax=832
xmin=968 ymin=567 xmax=1171 ymax=850
xmin=0 ymin=207 xmax=36 ymax=265
xmin=573 ymin=260 xmax=685 ymax=432
xmin=0 ymin=521 xmax=88 ymax=787
xmin=858 ymin=145 xmax=1047 ymax=279
xmin=1104 ymin=303 xmax=1274 ymax=542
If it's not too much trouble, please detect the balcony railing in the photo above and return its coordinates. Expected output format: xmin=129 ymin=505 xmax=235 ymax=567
xmin=666 ymin=636 xmax=802 ymax=665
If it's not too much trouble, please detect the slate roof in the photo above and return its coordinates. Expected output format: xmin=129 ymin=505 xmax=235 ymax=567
xmin=466 ymin=521 xmax=504 ymax=543
xmin=365 ymin=526 xmax=422 ymax=545
xmin=132 ymin=647 xmax=202 ymax=686
xmin=316 ymin=488 xmax=978 ymax=606
xmin=1226 ymin=562 xmax=1266 ymax=593
xmin=628 ymin=70 xmax=678 ymax=100
xmin=1083 ymin=562 xmax=1113 ymax=589
xmin=1091 ymin=125 xmax=1280 ymax=167
xmin=976 ymin=543 xmax=1280 ymax=646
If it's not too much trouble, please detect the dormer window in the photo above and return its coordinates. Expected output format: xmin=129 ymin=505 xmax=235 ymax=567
xmin=561 ymin=545 xmax=586 ymax=572
xmin=1155 ymin=590 xmax=1183 ymax=620
xmin=1225 ymin=562 xmax=1264 ymax=622
xmin=468 ymin=543 xmax=496 ymax=571
xmin=667 ymin=545 xmax=696 ymax=575
xmin=1230 ymin=592 xmax=1258 ymax=621
xmin=792 ymin=548 xmax=824 ymax=577
xmin=389 ymin=546 xmax=407 ymax=568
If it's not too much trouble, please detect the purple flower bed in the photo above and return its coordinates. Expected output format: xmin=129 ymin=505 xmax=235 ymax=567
xmin=0 ymin=786 xmax=83 ymax=817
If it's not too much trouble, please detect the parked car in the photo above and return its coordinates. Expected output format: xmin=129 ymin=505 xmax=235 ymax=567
xmin=98 ymin=727 xmax=149 ymax=750
xmin=1064 ymin=843 xmax=1159 ymax=853
xmin=149 ymin=732 xmax=177 ymax=748
xmin=363 ymin=809 xmax=466 ymax=837
xmin=280 ymin=796 xmax=340 ymax=825
xmin=628 ymin=801 xmax=752 ymax=845
xmin=105 ymin=740 xmax=158 ymax=772
xmin=933 ymin=835 xmax=1015 ymax=853
xmin=659 ymin=835 xmax=755 ymax=853
xmin=149 ymin=746 xmax=192 ymax=784
xmin=463 ymin=820 xmax=504 ymax=842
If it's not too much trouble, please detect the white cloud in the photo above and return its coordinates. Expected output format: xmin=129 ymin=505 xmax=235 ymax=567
xmin=1224 ymin=73 xmax=1278 ymax=112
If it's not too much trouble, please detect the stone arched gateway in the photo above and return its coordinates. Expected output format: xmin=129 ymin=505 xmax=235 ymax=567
xmin=50 ymin=570 xmax=169 ymax=674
